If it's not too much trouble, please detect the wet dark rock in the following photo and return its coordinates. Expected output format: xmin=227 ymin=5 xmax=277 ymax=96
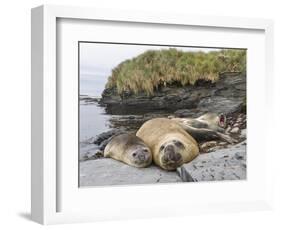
xmin=100 ymin=73 xmax=246 ymax=116
xmin=86 ymin=129 xmax=125 ymax=146
xmin=174 ymin=109 xmax=205 ymax=118
xmin=197 ymin=96 xmax=243 ymax=115
xmin=80 ymin=129 xmax=126 ymax=161
xmin=79 ymin=143 xmax=102 ymax=161
xmin=79 ymin=95 xmax=101 ymax=104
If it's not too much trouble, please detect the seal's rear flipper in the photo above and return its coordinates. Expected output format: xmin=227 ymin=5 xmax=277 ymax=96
xmin=178 ymin=124 xmax=236 ymax=144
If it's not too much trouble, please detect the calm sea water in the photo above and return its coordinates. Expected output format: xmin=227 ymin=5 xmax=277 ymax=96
xmin=79 ymin=103 xmax=111 ymax=141
xmin=80 ymin=73 xmax=110 ymax=141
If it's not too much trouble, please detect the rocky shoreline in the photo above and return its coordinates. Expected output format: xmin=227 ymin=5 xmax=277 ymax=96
xmin=80 ymin=138 xmax=246 ymax=186
xmin=79 ymin=109 xmax=247 ymax=185
xmin=80 ymin=106 xmax=246 ymax=162
xmin=79 ymin=73 xmax=247 ymax=186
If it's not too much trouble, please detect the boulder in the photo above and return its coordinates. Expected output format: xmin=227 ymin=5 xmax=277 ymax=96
xmin=80 ymin=158 xmax=183 ymax=186
xmin=177 ymin=141 xmax=246 ymax=182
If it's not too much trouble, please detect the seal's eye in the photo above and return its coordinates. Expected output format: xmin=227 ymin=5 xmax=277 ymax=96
xmin=132 ymin=152 xmax=137 ymax=157
xmin=173 ymin=140 xmax=184 ymax=148
xmin=160 ymin=145 xmax=165 ymax=151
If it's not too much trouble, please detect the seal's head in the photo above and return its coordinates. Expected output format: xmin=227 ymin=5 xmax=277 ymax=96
xmin=125 ymin=145 xmax=152 ymax=168
xmin=158 ymin=140 xmax=185 ymax=170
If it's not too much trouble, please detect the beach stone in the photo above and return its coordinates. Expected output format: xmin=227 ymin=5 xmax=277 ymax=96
xmin=237 ymin=117 xmax=243 ymax=123
xmin=230 ymin=127 xmax=240 ymax=134
xmin=177 ymin=141 xmax=246 ymax=182
xmin=240 ymin=129 xmax=247 ymax=139
xmin=199 ymin=141 xmax=218 ymax=152
xmin=80 ymin=158 xmax=182 ymax=186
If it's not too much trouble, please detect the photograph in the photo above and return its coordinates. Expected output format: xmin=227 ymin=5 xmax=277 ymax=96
xmin=78 ymin=42 xmax=247 ymax=187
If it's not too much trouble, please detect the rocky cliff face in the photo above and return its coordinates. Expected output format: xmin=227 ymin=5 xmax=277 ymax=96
xmin=100 ymin=73 xmax=246 ymax=116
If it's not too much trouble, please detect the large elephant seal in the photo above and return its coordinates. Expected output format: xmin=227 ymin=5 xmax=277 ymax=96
xmin=104 ymin=133 xmax=152 ymax=168
xmin=136 ymin=118 xmax=199 ymax=171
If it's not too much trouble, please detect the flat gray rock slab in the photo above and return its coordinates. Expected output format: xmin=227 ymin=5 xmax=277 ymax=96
xmin=80 ymin=158 xmax=182 ymax=187
xmin=177 ymin=141 xmax=247 ymax=182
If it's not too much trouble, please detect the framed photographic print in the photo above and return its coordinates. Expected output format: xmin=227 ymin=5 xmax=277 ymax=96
xmin=31 ymin=5 xmax=274 ymax=224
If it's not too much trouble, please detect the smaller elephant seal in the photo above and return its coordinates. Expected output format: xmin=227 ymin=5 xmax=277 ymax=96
xmin=136 ymin=118 xmax=199 ymax=171
xmin=172 ymin=113 xmax=226 ymax=132
xmin=170 ymin=113 xmax=235 ymax=144
xmin=104 ymin=133 xmax=152 ymax=168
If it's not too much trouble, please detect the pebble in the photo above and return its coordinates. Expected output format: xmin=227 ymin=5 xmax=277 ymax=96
xmin=199 ymin=141 xmax=218 ymax=152
xmin=240 ymin=129 xmax=247 ymax=139
xmin=237 ymin=117 xmax=243 ymax=122
xmin=230 ymin=127 xmax=240 ymax=134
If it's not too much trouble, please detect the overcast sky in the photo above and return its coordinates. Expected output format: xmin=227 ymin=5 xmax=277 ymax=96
xmin=79 ymin=43 xmax=222 ymax=96
xmin=79 ymin=43 xmax=221 ymax=78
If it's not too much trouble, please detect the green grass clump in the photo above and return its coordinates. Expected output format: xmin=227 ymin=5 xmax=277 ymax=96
xmin=106 ymin=48 xmax=246 ymax=95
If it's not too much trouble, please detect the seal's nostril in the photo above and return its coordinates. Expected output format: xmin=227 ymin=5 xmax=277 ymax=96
xmin=168 ymin=152 xmax=174 ymax=160
xmin=163 ymin=154 xmax=169 ymax=162
xmin=175 ymin=153 xmax=182 ymax=161
xmin=138 ymin=154 xmax=145 ymax=161
xmin=164 ymin=151 xmax=182 ymax=162
xmin=165 ymin=145 xmax=174 ymax=152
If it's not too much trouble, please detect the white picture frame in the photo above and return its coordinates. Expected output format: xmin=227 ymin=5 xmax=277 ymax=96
xmin=31 ymin=5 xmax=274 ymax=225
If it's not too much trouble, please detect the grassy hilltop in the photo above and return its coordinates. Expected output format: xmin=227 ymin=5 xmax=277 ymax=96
xmin=105 ymin=48 xmax=246 ymax=95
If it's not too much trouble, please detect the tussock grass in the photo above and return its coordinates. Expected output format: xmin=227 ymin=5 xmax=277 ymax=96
xmin=106 ymin=48 xmax=246 ymax=95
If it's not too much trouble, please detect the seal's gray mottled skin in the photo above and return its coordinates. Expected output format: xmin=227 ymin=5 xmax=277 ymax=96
xmin=171 ymin=113 xmax=236 ymax=144
xmin=104 ymin=133 xmax=152 ymax=168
